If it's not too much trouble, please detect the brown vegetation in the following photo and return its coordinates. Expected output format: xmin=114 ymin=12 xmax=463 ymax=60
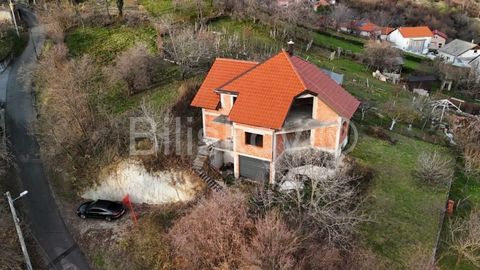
xmin=362 ymin=41 xmax=401 ymax=72
xmin=108 ymin=43 xmax=160 ymax=96
xmin=451 ymin=116 xmax=480 ymax=175
xmin=414 ymin=151 xmax=454 ymax=187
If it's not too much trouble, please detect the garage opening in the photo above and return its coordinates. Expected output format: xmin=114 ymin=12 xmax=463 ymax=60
xmin=239 ymin=155 xmax=270 ymax=182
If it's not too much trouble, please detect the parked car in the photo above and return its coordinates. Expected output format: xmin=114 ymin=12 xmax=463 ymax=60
xmin=77 ymin=200 xmax=126 ymax=221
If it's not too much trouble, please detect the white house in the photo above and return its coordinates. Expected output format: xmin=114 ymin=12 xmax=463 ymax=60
xmin=387 ymin=26 xmax=434 ymax=54
xmin=438 ymin=39 xmax=480 ymax=66
xmin=429 ymin=30 xmax=448 ymax=51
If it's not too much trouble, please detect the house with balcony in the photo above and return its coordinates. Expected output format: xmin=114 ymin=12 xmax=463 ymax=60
xmin=190 ymin=48 xmax=360 ymax=183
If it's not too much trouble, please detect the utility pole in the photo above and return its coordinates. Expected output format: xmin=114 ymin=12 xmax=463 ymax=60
xmin=5 ymin=191 xmax=33 ymax=270
xmin=8 ymin=0 xmax=20 ymax=37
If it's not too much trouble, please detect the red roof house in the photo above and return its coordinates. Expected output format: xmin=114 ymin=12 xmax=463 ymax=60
xmin=191 ymin=49 xmax=360 ymax=182
xmin=387 ymin=26 xmax=434 ymax=54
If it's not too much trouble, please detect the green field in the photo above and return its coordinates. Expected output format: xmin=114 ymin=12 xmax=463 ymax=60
xmin=65 ymin=25 xmax=157 ymax=63
xmin=352 ymin=131 xmax=450 ymax=267
xmin=138 ymin=0 xmax=174 ymax=17
xmin=312 ymin=31 xmax=364 ymax=53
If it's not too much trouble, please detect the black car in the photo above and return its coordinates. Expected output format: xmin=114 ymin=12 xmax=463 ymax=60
xmin=77 ymin=200 xmax=126 ymax=221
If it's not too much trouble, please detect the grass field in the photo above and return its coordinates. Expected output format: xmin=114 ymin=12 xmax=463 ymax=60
xmin=138 ymin=0 xmax=173 ymax=17
xmin=312 ymin=31 xmax=364 ymax=53
xmin=65 ymin=25 xmax=157 ymax=63
xmin=0 ymin=30 xmax=28 ymax=60
xmin=352 ymin=131 xmax=450 ymax=267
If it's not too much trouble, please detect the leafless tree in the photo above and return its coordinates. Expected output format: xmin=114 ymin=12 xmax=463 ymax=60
xmin=451 ymin=116 xmax=480 ymax=175
xmin=448 ymin=211 xmax=480 ymax=268
xmin=267 ymin=149 xmax=368 ymax=249
xmin=108 ymin=43 xmax=159 ymax=96
xmin=414 ymin=151 xmax=454 ymax=187
xmin=159 ymin=22 xmax=216 ymax=79
xmin=362 ymin=41 xmax=402 ymax=72
xmin=35 ymin=45 xmax=99 ymax=152
xmin=328 ymin=3 xmax=356 ymax=30
xmin=383 ymin=101 xmax=421 ymax=131
xmin=38 ymin=2 xmax=78 ymax=43
xmin=137 ymin=98 xmax=174 ymax=157
xmin=359 ymin=101 xmax=375 ymax=121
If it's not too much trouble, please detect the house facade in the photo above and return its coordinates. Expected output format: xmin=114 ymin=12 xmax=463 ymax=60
xmin=387 ymin=26 xmax=433 ymax=54
xmin=428 ymin=30 xmax=447 ymax=51
xmin=352 ymin=19 xmax=380 ymax=38
xmin=191 ymin=49 xmax=359 ymax=183
xmin=438 ymin=39 xmax=480 ymax=66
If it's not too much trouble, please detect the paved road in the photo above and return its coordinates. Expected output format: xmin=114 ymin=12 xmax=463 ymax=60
xmin=3 ymin=8 xmax=91 ymax=270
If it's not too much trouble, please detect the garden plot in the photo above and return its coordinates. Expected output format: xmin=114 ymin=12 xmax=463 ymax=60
xmin=83 ymin=159 xmax=205 ymax=204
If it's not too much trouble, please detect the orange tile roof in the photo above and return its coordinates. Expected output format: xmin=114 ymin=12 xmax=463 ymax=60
xmin=190 ymin=58 xmax=258 ymax=110
xmin=381 ymin=27 xmax=394 ymax=35
xmin=224 ymin=51 xmax=306 ymax=129
xmin=398 ymin=26 xmax=433 ymax=38
xmin=358 ymin=22 xmax=379 ymax=32
xmin=191 ymin=51 xmax=360 ymax=130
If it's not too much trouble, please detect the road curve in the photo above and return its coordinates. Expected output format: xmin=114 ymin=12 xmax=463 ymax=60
xmin=4 ymin=7 xmax=91 ymax=270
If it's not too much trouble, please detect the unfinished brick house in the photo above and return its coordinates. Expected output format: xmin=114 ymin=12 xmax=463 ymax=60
xmin=191 ymin=48 xmax=360 ymax=183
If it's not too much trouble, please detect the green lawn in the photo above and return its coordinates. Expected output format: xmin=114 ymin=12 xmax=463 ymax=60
xmin=312 ymin=31 xmax=364 ymax=53
xmin=209 ymin=17 xmax=280 ymax=46
xmin=0 ymin=30 xmax=28 ymax=60
xmin=138 ymin=0 xmax=174 ymax=17
xmin=352 ymin=132 xmax=451 ymax=267
xmin=302 ymin=48 xmax=409 ymax=105
xmin=65 ymin=25 xmax=157 ymax=63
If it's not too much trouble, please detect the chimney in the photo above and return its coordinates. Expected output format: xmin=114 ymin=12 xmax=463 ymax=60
xmin=287 ymin=40 xmax=294 ymax=56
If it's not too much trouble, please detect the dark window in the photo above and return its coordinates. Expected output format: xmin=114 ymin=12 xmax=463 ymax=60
xmin=233 ymin=96 xmax=237 ymax=104
xmin=245 ymin=132 xmax=263 ymax=147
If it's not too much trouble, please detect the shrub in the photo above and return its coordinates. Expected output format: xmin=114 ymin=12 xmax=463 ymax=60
xmin=168 ymin=191 xmax=253 ymax=269
xmin=243 ymin=211 xmax=302 ymax=270
xmin=108 ymin=43 xmax=159 ymax=96
xmin=414 ymin=151 xmax=454 ymax=186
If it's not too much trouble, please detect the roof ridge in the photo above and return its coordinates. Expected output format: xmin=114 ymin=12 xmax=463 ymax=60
xmin=282 ymin=50 xmax=308 ymax=90
xmin=215 ymin=58 xmax=259 ymax=64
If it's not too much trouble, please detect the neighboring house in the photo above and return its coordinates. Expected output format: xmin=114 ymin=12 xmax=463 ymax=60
xmin=379 ymin=27 xmax=394 ymax=40
xmin=352 ymin=19 xmax=380 ymax=38
xmin=429 ymin=30 xmax=448 ymax=52
xmin=438 ymin=39 xmax=480 ymax=67
xmin=191 ymin=49 xmax=360 ymax=183
xmin=387 ymin=26 xmax=434 ymax=54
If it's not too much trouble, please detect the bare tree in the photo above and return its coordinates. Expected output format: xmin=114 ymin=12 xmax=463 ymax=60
xmin=362 ymin=41 xmax=402 ymax=72
xmin=414 ymin=151 xmax=454 ymax=187
xmin=159 ymin=22 xmax=216 ymax=79
xmin=137 ymin=98 xmax=173 ymax=157
xmin=383 ymin=101 xmax=421 ymax=131
xmin=328 ymin=3 xmax=355 ymax=30
xmin=452 ymin=116 xmax=480 ymax=175
xmin=267 ymin=149 xmax=368 ymax=249
xmin=359 ymin=101 xmax=375 ymax=121
xmin=108 ymin=43 xmax=159 ymax=96
xmin=448 ymin=211 xmax=480 ymax=268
